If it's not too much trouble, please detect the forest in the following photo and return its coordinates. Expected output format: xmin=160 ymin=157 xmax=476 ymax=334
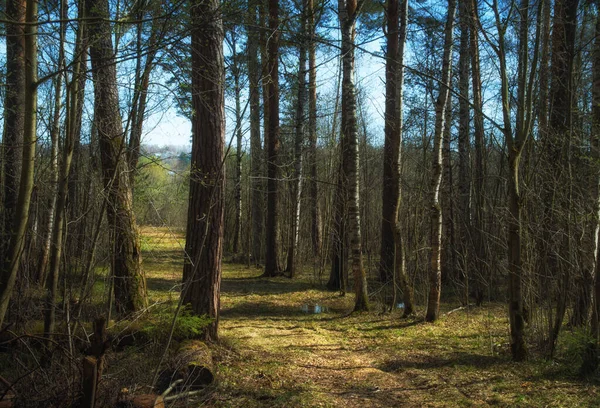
xmin=1 ymin=0 xmax=600 ymax=404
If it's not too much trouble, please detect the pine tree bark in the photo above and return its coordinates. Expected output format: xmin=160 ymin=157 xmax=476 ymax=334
xmin=456 ymin=0 xmax=470 ymax=301
xmin=0 ymin=0 xmax=37 ymax=328
xmin=247 ymin=0 xmax=263 ymax=267
xmin=286 ymin=5 xmax=307 ymax=278
xmin=87 ymin=0 xmax=147 ymax=315
xmin=469 ymin=0 xmax=486 ymax=306
xmin=1 ymin=0 xmax=26 ymax=264
xmin=230 ymin=28 xmax=243 ymax=256
xmin=426 ymin=0 xmax=456 ymax=322
xmin=545 ymin=0 xmax=578 ymax=357
xmin=307 ymin=0 xmax=322 ymax=261
xmin=381 ymin=0 xmax=412 ymax=314
xmin=338 ymin=0 xmax=369 ymax=311
xmin=264 ymin=0 xmax=282 ymax=277
xmin=581 ymin=6 xmax=600 ymax=374
xmin=182 ymin=0 xmax=225 ymax=342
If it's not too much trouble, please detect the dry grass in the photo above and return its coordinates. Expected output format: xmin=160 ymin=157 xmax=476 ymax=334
xmin=3 ymin=226 xmax=597 ymax=407
xmin=133 ymin=227 xmax=600 ymax=407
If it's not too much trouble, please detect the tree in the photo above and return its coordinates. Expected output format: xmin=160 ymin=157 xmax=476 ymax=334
xmin=264 ymin=0 xmax=282 ymax=277
xmin=425 ymin=0 xmax=456 ymax=322
xmin=286 ymin=0 xmax=307 ymax=277
xmin=339 ymin=0 xmax=369 ymax=311
xmin=181 ymin=0 xmax=225 ymax=341
xmin=0 ymin=0 xmax=37 ymax=328
xmin=489 ymin=0 xmax=542 ymax=361
xmin=87 ymin=0 xmax=147 ymax=315
xmin=247 ymin=0 xmax=263 ymax=267
xmin=307 ymin=0 xmax=322 ymax=262
xmin=381 ymin=0 xmax=413 ymax=315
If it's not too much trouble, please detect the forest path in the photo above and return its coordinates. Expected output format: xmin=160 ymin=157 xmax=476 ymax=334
xmin=140 ymin=228 xmax=599 ymax=407
xmin=215 ymin=265 xmax=491 ymax=407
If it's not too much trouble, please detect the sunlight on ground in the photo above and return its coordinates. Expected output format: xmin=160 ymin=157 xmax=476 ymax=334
xmin=137 ymin=227 xmax=600 ymax=407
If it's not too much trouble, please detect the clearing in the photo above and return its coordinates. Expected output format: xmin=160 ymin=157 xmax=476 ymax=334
xmin=139 ymin=227 xmax=600 ymax=407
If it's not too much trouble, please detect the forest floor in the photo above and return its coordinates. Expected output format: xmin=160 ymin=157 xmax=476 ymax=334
xmin=136 ymin=226 xmax=600 ymax=407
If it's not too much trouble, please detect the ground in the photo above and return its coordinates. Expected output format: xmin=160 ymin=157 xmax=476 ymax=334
xmin=136 ymin=226 xmax=600 ymax=407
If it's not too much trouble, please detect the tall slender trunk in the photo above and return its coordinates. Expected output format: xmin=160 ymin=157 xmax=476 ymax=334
xmin=307 ymin=0 xmax=322 ymax=261
xmin=230 ymin=28 xmax=243 ymax=256
xmin=545 ymin=0 xmax=578 ymax=357
xmin=264 ymin=0 xmax=281 ymax=276
xmin=127 ymin=5 xmax=160 ymax=187
xmin=338 ymin=0 xmax=369 ymax=311
xmin=426 ymin=0 xmax=456 ymax=322
xmin=1 ymin=0 xmax=26 ymax=265
xmin=86 ymin=0 xmax=147 ymax=315
xmin=493 ymin=0 xmax=541 ymax=361
xmin=38 ymin=0 xmax=66 ymax=285
xmin=582 ymin=5 xmax=600 ymax=374
xmin=286 ymin=5 xmax=307 ymax=278
xmin=0 ymin=0 xmax=36 ymax=329
xmin=182 ymin=0 xmax=225 ymax=341
xmin=247 ymin=0 xmax=263 ymax=266
xmin=383 ymin=0 xmax=413 ymax=315
xmin=44 ymin=4 xmax=87 ymax=341
xmin=469 ymin=0 xmax=486 ymax=306
xmin=456 ymin=0 xmax=470 ymax=302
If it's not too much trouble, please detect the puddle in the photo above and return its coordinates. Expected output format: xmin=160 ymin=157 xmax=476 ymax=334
xmin=301 ymin=304 xmax=329 ymax=314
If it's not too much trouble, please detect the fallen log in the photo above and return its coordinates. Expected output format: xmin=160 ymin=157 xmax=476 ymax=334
xmin=172 ymin=340 xmax=214 ymax=389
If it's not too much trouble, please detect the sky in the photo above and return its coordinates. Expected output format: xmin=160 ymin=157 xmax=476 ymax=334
xmin=140 ymin=32 xmax=387 ymax=150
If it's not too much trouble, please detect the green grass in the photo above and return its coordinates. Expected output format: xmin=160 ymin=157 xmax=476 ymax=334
xmin=6 ymin=226 xmax=596 ymax=407
xmin=127 ymin=227 xmax=600 ymax=407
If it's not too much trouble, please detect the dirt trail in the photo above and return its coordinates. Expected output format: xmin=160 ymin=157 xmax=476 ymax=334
xmin=215 ymin=268 xmax=487 ymax=407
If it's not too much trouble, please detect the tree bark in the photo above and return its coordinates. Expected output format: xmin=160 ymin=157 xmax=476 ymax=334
xmin=230 ymin=28 xmax=243 ymax=256
xmin=338 ymin=0 xmax=369 ymax=311
xmin=307 ymin=0 xmax=322 ymax=261
xmin=469 ymin=0 xmax=486 ymax=306
xmin=264 ymin=0 xmax=282 ymax=277
xmin=247 ymin=0 xmax=263 ymax=267
xmin=87 ymin=0 xmax=147 ymax=315
xmin=0 ymin=0 xmax=36 ymax=329
xmin=426 ymin=0 xmax=456 ymax=322
xmin=286 ymin=5 xmax=307 ymax=278
xmin=456 ymin=0 xmax=470 ymax=302
xmin=44 ymin=0 xmax=87 ymax=342
xmin=182 ymin=0 xmax=225 ymax=342
xmin=1 ymin=0 xmax=26 ymax=265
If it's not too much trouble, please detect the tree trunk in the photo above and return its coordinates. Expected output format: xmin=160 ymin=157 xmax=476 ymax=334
xmin=247 ymin=0 xmax=263 ymax=267
xmin=469 ymin=0 xmax=486 ymax=306
xmin=230 ymin=28 xmax=243 ymax=256
xmin=582 ymin=7 xmax=600 ymax=375
xmin=0 ymin=0 xmax=36 ymax=329
xmin=338 ymin=0 xmax=369 ymax=311
xmin=426 ymin=0 xmax=456 ymax=322
xmin=545 ymin=0 xmax=578 ymax=358
xmin=1 ymin=0 xmax=26 ymax=265
xmin=182 ymin=0 xmax=225 ymax=342
xmin=286 ymin=6 xmax=307 ymax=278
xmin=44 ymin=0 xmax=86 ymax=342
xmin=307 ymin=0 xmax=322 ymax=262
xmin=87 ymin=0 xmax=147 ymax=315
xmin=264 ymin=0 xmax=281 ymax=277
xmin=37 ymin=0 xmax=66 ymax=285
xmin=127 ymin=5 xmax=160 ymax=188
xmin=456 ymin=0 xmax=470 ymax=302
